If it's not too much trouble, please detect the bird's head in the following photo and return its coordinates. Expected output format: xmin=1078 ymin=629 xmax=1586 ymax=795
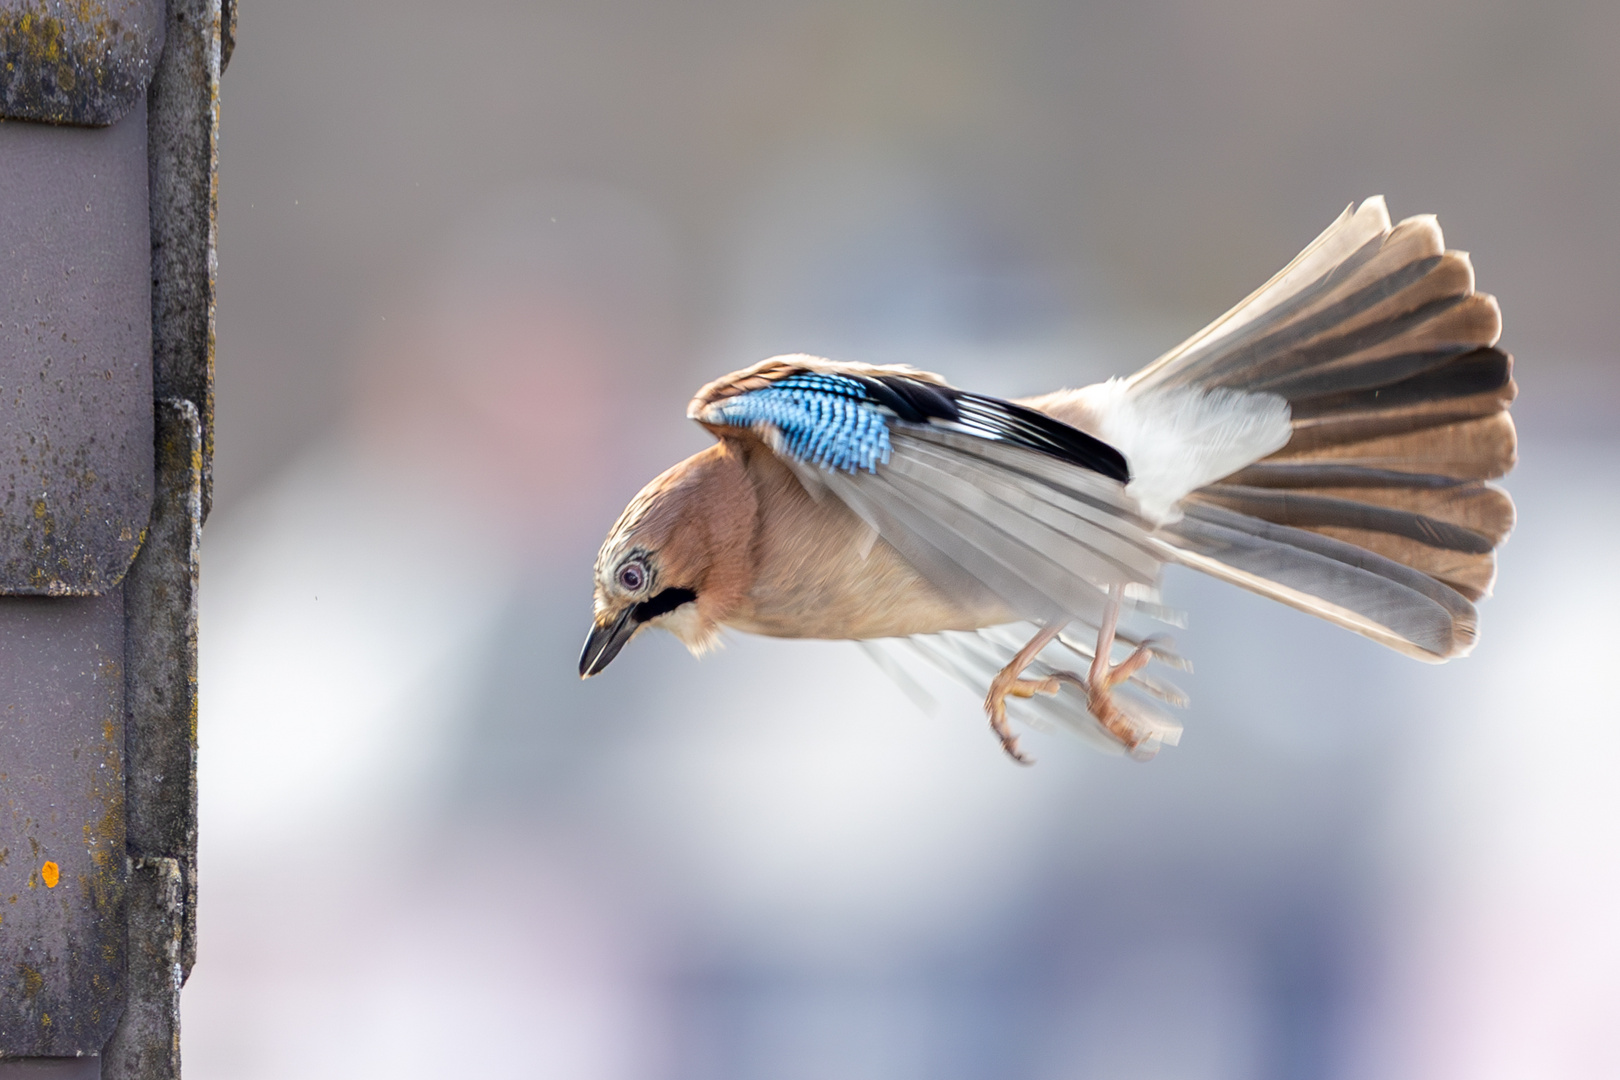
xmin=579 ymin=442 xmax=757 ymax=677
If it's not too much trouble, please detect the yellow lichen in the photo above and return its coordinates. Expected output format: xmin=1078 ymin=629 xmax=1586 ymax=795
xmin=19 ymin=964 xmax=43 ymax=1000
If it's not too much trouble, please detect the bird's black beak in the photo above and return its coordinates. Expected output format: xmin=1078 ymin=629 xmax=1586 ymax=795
xmin=579 ymin=608 xmax=636 ymax=678
xmin=579 ymin=587 xmax=698 ymax=678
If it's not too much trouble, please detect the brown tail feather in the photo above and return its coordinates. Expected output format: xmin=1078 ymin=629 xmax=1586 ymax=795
xmin=1215 ymin=467 xmax=1515 ymax=543
xmin=1269 ymin=411 xmax=1517 ymax=479
xmin=1188 ymin=480 xmax=1511 ymax=600
xmin=1288 ymin=346 xmax=1514 ymax=419
xmin=1299 ymin=530 xmax=1496 ymax=601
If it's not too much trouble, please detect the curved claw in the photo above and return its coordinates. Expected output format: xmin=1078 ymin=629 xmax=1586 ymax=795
xmin=981 ymin=621 xmax=1069 ymax=765
xmin=985 ymin=676 xmax=1058 ymax=765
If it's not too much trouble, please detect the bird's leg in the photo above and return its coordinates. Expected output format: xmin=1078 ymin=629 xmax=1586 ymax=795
xmin=984 ymin=620 xmax=1068 ymax=765
xmin=1086 ymin=583 xmax=1156 ymax=750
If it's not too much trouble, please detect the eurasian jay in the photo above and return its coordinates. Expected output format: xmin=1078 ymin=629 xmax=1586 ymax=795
xmin=580 ymin=198 xmax=1516 ymax=763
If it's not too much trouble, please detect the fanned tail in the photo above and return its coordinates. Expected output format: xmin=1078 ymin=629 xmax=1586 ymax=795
xmin=1137 ymin=197 xmax=1516 ymax=661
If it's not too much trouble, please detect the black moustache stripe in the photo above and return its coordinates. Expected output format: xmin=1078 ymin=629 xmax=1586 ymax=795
xmin=633 ymin=586 xmax=697 ymax=622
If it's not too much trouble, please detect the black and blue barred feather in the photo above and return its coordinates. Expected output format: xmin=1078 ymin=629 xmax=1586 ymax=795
xmin=709 ymin=373 xmax=897 ymax=472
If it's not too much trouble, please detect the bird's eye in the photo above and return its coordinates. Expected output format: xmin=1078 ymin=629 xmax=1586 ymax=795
xmin=617 ymin=561 xmax=646 ymax=592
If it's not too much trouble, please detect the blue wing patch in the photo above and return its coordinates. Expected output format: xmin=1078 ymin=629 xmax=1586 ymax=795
xmin=709 ymin=373 xmax=893 ymax=473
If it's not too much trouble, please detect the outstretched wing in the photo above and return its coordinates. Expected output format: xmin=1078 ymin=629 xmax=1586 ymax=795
xmin=689 ymin=355 xmax=1165 ymax=631
xmin=691 ymin=355 xmax=1129 ymax=479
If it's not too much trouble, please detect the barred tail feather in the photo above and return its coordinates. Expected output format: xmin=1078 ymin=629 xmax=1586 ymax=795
xmin=1135 ymin=197 xmax=1517 ymax=660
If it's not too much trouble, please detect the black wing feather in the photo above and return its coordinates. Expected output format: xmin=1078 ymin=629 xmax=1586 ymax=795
xmin=854 ymin=373 xmax=1130 ymax=483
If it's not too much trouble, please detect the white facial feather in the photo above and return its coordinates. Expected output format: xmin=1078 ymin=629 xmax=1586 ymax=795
xmin=1072 ymin=378 xmax=1292 ymax=525
xmin=650 ymin=602 xmax=722 ymax=656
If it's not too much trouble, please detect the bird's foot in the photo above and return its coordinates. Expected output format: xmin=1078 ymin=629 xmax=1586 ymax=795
xmin=983 ymin=673 xmax=1061 ymax=765
xmin=1081 ymin=581 xmax=1164 ymax=755
xmin=983 ymin=619 xmax=1069 ymax=765
xmin=1085 ymin=639 xmax=1157 ymax=752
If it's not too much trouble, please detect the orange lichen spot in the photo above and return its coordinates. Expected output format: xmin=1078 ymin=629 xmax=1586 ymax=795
xmin=41 ymin=860 xmax=59 ymax=888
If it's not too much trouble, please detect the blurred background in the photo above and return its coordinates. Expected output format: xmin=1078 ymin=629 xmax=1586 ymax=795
xmin=183 ymin=1 xmax=1620 ymax=1077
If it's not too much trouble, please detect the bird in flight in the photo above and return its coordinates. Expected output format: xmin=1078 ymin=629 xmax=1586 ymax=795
xmin=580 ymin=198 xmax=1516 ymax=762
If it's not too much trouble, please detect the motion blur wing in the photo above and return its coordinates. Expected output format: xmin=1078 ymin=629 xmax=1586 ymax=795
xmin=860 ymin=622 xmax=1186 ymax=757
